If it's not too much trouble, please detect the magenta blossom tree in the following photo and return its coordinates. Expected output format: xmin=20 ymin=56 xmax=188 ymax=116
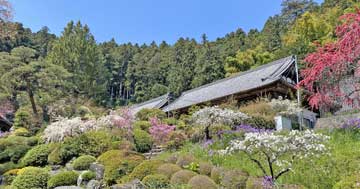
xmin=149 ymin=117 xmax=175 ymax=145
xmin=111 ymin=108 xmax=134 ymax=138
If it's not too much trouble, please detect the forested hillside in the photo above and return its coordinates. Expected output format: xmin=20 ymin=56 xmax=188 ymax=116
xmin=1 ymin=0 xmax=359 ymax=111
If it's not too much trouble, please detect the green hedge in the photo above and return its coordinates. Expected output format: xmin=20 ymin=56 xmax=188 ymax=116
xmin=73 ymin=155 xmax=96 ymax=170
xmin=11 ymin=167 xmax=49 ymax=189
xmin=134 ymin=129 xmax=153 ymax=153
xmin=47 ymin=171 xmax=79 ymax=189
xmin=21 ymin=144 xmax=51 ymax=166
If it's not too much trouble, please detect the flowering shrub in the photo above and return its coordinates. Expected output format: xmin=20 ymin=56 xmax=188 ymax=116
xmin=192 ymin=106 xmax=249 ymax=139
xmin=220 ymin=130 xmax=329 ymax=183
xmin=341 ymin=118 xmax=360 ymax=131
xmin=269 ymin=98 xmax=302 ymax=116
xmin=149 ymin=117 xmax=175 ymax=144
xmin=234 ymin=124 xmax=273 ymax=133
xmin=111 ymin=108 xmax=134 ymax=130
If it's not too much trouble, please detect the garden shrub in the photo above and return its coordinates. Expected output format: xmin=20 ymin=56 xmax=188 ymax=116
xmin=59 ymin=130 xmax=112 ymax=163
xmin=80 ymin=130 xmax=112 ymax=156
xmin=189 ymin=127 xmax=205 ymax=143
xmin=111 ymin=140 xmax=136 ymax=151
xmin=97 ymin=150 xmax=145 ymax=185
xmin=163 ymin=118 xmax=178 ymax=126
xmin=157 ymin=163 xmax=182 ymax=178
xmin=188 ymin=175 xmax=217 ymax=189
xmin=239 ymin=99 xmax=276 ymax=121
xmin=0 ymin=136 xmax=37 ymax=151
xmin=21 ymin=144 xmax=51 ymax=166
xmin=210 ymin=166 xmax=225 ymax=184
xmin=176 ymin=154 xmax=196 ymax=168
xmin=142 ymin=174 xmax=169 ymax=188
xmin=136 ymin=108 xmax=166 ymax=121
xmin=13 ymin=107 xmax=32 ymax=129
xmin=134 ymin=129 xmax=153 ymax=153
xmin=0 ymin=162 xmax=21 ymax=175
xmin=199 ymin=162 xmax=213 ymax=176
xmin=128 ymin=160 xmax=164 ymax=181
xmin=47 ymin=171 xmax=79 ymax=189
xmin=244 ymin=116 xmax=275 ymax=129
xmin=59 ymin=137 xmax=82 ymax=163
xmin=166 ymin=131 xmax=187 ymax=150
xmin=245 ymin=176 xmax=263 ymax=189
xmin=2 ymin=169 xmax=20 ymax=185
xmin=333 ymin=173 xmax=360 ymax=189
xmin=48 ymin=145 xmax=62 ymax=165
xmin=170 ymin=170 xmax=197 ymax=185
xmin=133 ymin=121 xmax=151 ymax=132
xmin=209 ymin=125 xmax=231 ymax=139
xmin=165 ymin=154 xmax=178 ymax=164
xmin=13 ymin=127 xmax=31 ymax=137
xmin=220 ymin=169 xmax=249 ymax=189
xmin=81 ymin=171 xmax=96 ymax=181
xmin=11 ymin=167 xmax=49 ymax=189
xmin=0 ymin=145 xmax=30 ymax=163
xmin=72 ymin=155 xmax=96 ymax=170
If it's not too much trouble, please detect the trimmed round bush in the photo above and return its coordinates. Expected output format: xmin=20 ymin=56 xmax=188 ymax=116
xmin=170 ymin=170 xmax=197 ymax=185
xmin=73 ymin=155 xmax=96 ymax=170
xmin=129 ymin=160 xmax=164 ymax=181
xmin=134 ymin=121 xmax=151 ymax=132
xmin=157 ymin=163 xmax=182 ymax=178
xmin=47 ymin=171 xmax=79 ymax=189
xmin=134 ymin=129 xmax=153 ymax=153
xmin=13 ymin=127 xmax=31 ymax=137
xmin=245 ymin=176 xmax=264 ymax=189
xmin=220 ymin=169 xmax=249 ymax=189
xmin=21 ymin=144 xmax=51 ymax=166
xmin=142 ymin=174 xmax=169 ymax=188
xmin=81 ymin=171 xmax=96 ymax=181
xmin=210 ymin=166 xmax=225 ymax=184
xmin=97 ymin=150 xmax=145 ymax=185
xmin=199 ymin=162 xmax=213 ymax=176
xmin=176 ymin=154 xmax=196 ymax=168
xmin=81 ymin=130 xmax=113 ymax=156
xmin=11 ymin=167 xmax=49 ymax=189
xmin=188 ymin=175 xmax=217 ymax=189
xmin=333 ymin=173 xmax=360 ymax=189
xmin=136 ymin=108 xmax=166 ymax=121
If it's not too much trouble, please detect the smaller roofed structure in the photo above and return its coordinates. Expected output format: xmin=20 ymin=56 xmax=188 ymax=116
xmin=130 ymin=93 xmax=170 ymax=115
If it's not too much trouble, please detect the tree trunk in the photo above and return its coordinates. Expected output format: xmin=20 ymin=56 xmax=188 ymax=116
xmin=26 ymin=79 xmax=38 ymax=115
xmin=205 ymin=125 xmax=211 ymax=140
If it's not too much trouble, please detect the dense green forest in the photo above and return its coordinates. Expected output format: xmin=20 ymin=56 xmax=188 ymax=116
xmin=1 ymin=0 xmax=359 ymax=112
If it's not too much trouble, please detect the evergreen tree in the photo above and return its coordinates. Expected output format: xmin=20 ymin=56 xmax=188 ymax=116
xmin=192 ymin=34 xmax=224 ymax=88
xmin=47 ymin=21 xmax=108 ymax=103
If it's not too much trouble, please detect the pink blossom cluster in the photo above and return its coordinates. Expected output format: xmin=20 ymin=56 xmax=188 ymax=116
xmin=110 ymin=108 xmax=134 ymax=131
xmin=149 ymin=117 xmax=175 ymax=144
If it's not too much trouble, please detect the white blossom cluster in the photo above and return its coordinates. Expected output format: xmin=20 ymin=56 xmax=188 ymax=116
xmin=43 ymin=116 xmax=113 ymax=143
xmin=222 ymin=130 xmax=329 ymax=174
xmin=192 ymin=106 xmax=250 ymax=127
xmin=269 ymin=98 xmax=303 ymax=116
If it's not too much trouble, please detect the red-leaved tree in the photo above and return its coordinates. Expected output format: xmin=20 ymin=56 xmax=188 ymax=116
xmin=299 ymin=10 xmax=360 ymax=110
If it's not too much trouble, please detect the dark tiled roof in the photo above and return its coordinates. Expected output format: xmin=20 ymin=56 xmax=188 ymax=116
xmin=130 ymin=93 xmax=170 ymax=114
xmin=162 ymin=56 xmax=296 ymax=112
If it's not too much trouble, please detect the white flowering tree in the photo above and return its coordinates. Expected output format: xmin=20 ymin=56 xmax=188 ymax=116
xmin=269 ymin=98 xmax=302 ymax=116
xmin=192 ymin=106 xmax=249 ymax=139
xmin=221 ymin=130 xmax=329 ymax=183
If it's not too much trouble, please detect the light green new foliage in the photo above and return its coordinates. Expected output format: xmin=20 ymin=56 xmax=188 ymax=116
xmin=72 ymin=155 xmax=96 ymax=170
xmin=11 ymin=167 xmax=49 ymax=189
xmin=47 ymin=171 xmax=79 ymax=189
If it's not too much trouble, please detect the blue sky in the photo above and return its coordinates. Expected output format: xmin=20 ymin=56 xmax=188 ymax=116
xmin=12 ymin=0 xmax=323 ymax=44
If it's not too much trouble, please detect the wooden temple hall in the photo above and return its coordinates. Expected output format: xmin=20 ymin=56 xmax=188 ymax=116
xmin=131 ymin=55 xmax=301 ymax=114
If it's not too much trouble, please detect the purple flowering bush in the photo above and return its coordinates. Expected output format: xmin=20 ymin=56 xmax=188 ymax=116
xmin=341 ymin=118 xmax=360 ymax=131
